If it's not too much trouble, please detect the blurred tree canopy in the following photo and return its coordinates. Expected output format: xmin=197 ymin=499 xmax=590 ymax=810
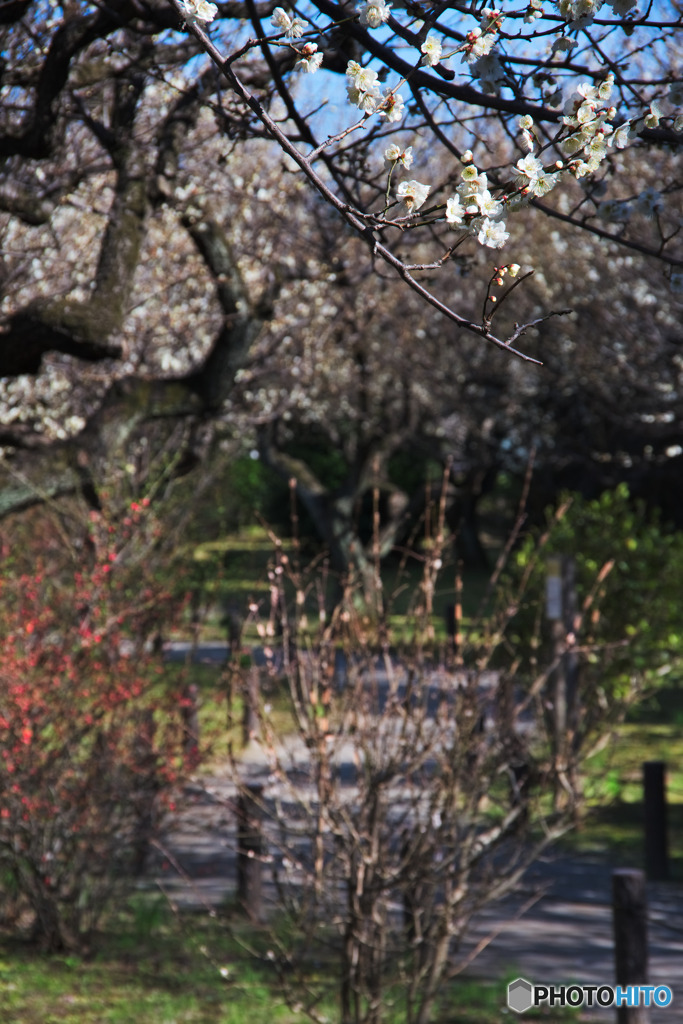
xmin=0 ymin=1 xmax=681 ymax=564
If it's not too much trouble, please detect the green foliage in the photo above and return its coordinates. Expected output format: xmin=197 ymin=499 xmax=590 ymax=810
xmin=177 ymin=456 xmax=279 ymax=542
xmin=507 ymin=484 xmax=683 ymax=706
xmin=0 ymin=901 xmax=546 ymax=1024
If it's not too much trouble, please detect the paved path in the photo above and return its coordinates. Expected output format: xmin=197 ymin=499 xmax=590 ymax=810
xmin=157 ymin=646 xmax=682 ymax=1019
xmin=463 ymin=854 xmax=683 ymax=1021
xmin=146 ymin=745 xmax=683 ymax=1024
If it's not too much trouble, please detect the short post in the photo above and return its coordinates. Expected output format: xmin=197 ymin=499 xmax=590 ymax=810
xmin=612 ymin=868 xmax=649 ymax=1024
xmin=643 ymin=761 xmax=668 ymax=881
xmin=236 ymin=783 xmax=263 ymax=921
xmin=241 ymin=666 xmax=260 ymax=747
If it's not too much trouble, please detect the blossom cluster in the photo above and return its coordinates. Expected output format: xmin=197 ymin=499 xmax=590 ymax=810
xmin=597 ymin=187 xmax=665 ymax=224
xmin=515 ymin=149 xmax=560 ymax=198
xmin=461 ymin=8 xmax=503 ymax=63
xmin=557 ymin=0 xmax=637 ymax=25
xmin=374 ymin=61 xmax=682 ymax=261
xmin=396 ymin=179 xmax=430 ymax=214
xmin=384 ymin=144 xmax=413 ymax=170
xmin=179 ymin=0 xmax=217 ymax=24
xmin=359 ymin=0 xmax=392 ymax=28
xmin=444 ymin=160 xmax=509 ymax=248
xmin=296 ymin=42 xmax=323 ymax=73
xmin=346 ymin=61 xmax=404 ymax=121
xmin=420 ymin=34 xmax=442 ymax=67
xmin=271 ymin=6 xmax=306 ymax=38
xmin=559 ymin=74 xmax=617 ymax=176
xmin=470 ymin=53 xmax=505 ymax=94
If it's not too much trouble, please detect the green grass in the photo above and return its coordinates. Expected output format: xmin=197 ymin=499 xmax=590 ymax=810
xmin=161 ymin=662 xmax=296 ymax=768
xmin=0 ymin=909 xmax=303 ymax=1024
xmin=0 ymin=901 xmax=578 ymax=1024
xmin=180 ymin=526 xmax=495 ymax=646
xmin=564 ymin=722 xmax=683 ymax=871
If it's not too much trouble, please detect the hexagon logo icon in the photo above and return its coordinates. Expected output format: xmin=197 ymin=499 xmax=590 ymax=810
xmin=508 ymin=977 xmax=533 ymax=1014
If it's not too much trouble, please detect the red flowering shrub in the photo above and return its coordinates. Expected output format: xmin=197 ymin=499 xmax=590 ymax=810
xmin=0 ymin=500 xmax=188 ymax=951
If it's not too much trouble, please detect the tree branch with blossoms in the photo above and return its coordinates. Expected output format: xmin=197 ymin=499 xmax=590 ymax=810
xmin=168 ymin=0 xmax=583 ymax=360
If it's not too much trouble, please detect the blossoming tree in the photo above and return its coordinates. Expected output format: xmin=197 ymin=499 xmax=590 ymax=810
xmin=168 ymin=0 xmax=681 ymax=359
xmin=0 ymin=2 xmax=678 ymax=419
xmin=0 ymin=0 xmax=678 ymax=589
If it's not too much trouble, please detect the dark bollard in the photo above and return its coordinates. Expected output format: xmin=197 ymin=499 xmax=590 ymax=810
xmin=643 ymin=761 xmax=668 ymax=881
xmin=236 ymin=783 xmax=264 ymax=921
xmin=612 ymin=868 xmax=649 ymax=1024
xmin=242 ymin=666 xmax=260 ymax=747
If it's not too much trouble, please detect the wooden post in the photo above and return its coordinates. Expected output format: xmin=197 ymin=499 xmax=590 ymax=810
xmin=612 ymin=868 xmax=649 ymax=1024
xmin=236 ymin=783 xmax=263 ymax=921
xmin=643 ymin=761 xmax=669 ymax=881
xmin=241 ymin=666 xmax=260 ymax=747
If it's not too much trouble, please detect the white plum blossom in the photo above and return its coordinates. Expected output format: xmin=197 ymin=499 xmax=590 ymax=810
xmin=634 ymin=187 xmax=663 ymax=219
xmin=378 ymin=90 xmax=405 ymax=122
xmin=180 ymin=0 xmax=218 ymax=24
xmin=349 ymin=87 xmax=380 ymax=113
xmin=470 ymin=53 xmax=505 ymax=93
xmin=643 ymin=101 xmax=662 ymax=129
xmin=270 ymin=7 xmax=305 ymax=37
xmin=515 ymin=153 xmax=544 ymax=185
xmin=359 ymin=0 xmax=392 ymax=28
xmin=480 ymin=8 xmax=504 ymax=29
xmin=445 ymin=160 xmax=511 ymax=247
xmin=524 ymin=0 xmax=543 ymax=21
xmin=457 ymin=168 xmax=490 ymax=204
xmin=597 ymin=198 xmax=631 ymax=223
xmin=611 ymin=122 xmax=634 ymax=148
xmin=467 ymin=188 xmax=503 ymax=219
xmin=532 ymin=168 xmax=559 ymax=196
xmin=608 ymin=0 xmax=637 ymax=13
xmin=552 ymin=36 xmax=577 ymax=54
xmin=558 ymin=0 xmax=604 ymax=24
xmin=476 ymin=217 xmax=509 ymax=248
xmin=514 ymin=152 xmax=560 ymax=198
xmin=420 ymin=34 xmax=442 ymax=67
xmin=461 ymin=27 xmax=496 ymax=63
xmin=461 ymin=164 xmax=487 ymax=184
xmin=346 ymin=61 xmax=381 ymax=112
xmin=270 ymin=6 xmax=291 ymax=28
xmin=384 ymin=144 xmax=414 ymax=169
xmin=396 ymin=179 xmax=430 ymax=213
xmin=346 ymin=61 xmax=378 ymax=93
xmin=518 ymin=113 xmax=537 ymax=150
xmin=296 ymin=43 xmax=323 ymax=73
xmin=445 ymin=195 xmax=466 ymax=225
xmin=559 ymin=77 xmax=617 ymax=178
xmin=461 ymin=11 xmax=503 ymax=64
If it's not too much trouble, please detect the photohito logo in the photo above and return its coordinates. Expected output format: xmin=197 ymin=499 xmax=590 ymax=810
xmin=507 ymin=978 xmax=673 ymax=1014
